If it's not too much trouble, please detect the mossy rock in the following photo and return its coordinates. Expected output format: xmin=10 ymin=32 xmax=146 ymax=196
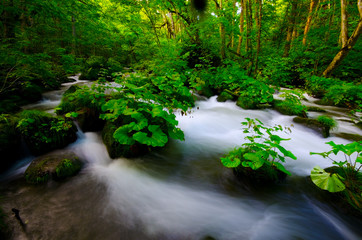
xmin=17 ymin=110 xmax=77 ymax=156
xmin=293 ymin=116 xmax=330 ymax=138
xmin=306 ymin=106 xmax=326 ymax=112
xmin=308 ymin=167 xmax=362 ymax=218
xmin=0 ymin=115 xmax=22 ymax=172
xmin=102 ymin=122 xmax=148 ymax=158
xmin=274 ymin=100 xmax=307 ymax=117
xmin=24 ymin=151 xmax=82 ymax=184
xmin=217 ymin=91 xmax=235 ymax=102
xmin=233 ymin=163 xmax=287 ymax=187
xmin=335 ymin=133 xmax=362 ymax=142
xmin=236 ymin=96 xmax=259 ymax=109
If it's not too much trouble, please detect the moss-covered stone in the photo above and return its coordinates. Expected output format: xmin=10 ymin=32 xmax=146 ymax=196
xmin=76 ymin=108 xmax=105 ymax=132
xmin=24 ymin=151 xmax=82 ymax=184
xmin=306 ymin=106 xmax=326 ymax=112
xmin=17 ymin=110 xmax=77 ymax=155
xmin=198 ymin=85 xmax=215 ymax=98
xmin=274 ymin=100 xmax=307 ymax=117
xmin=217 ymin=91 xmax=235 ymax=102
xmin=335 ymin=133 xmax=362 ymax=142
xmin=293 ymin=116 xmax=331 ymax=137
xmin=233 ymin=163 xmax=287 ymax=187
xmin=0 ymin=115 xmax=22 ymax=172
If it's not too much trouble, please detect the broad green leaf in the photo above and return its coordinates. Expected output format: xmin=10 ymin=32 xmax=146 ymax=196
xmin=133 ymin=125 xmax=168 ymax=147
xmin=273 ymin=162 xmax=291 ymax=175
xmin=221 ymin=157 xmax=240 ymax=168
xmin=113 ymin=124 xmax=135 ymax=145
xmin=356 ymin=156 xmax=362 ymax=164
xmin=276 ymin=145 xmax=297 ymax=160
xmin=167 ymin=127 xmax=185 ymax=141
xmin=310 ymin=166 xmax=346 ymax=192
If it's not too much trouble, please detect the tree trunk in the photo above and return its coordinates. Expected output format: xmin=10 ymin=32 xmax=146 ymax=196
xmin=323 ymin=0 xmax=362 ymax=76
xmin=236 ymin=0 xmax=245 ymax=54
xmin=303 ymin=0 xmax=317 ymax=45
xmin=230 ymin=0 xmax=237 ymax=48
xmin=254 ymin=0 xmax=262 ymax=74
xmin=340 ymin=0 xmax=348 ymax=47
xmin=283 ymin=1 xmax=298 ymax=57
xmin=220 ymin=0 xmax=226 ymax=59
xmin=245 ymin=0 xmax=253 ymax=56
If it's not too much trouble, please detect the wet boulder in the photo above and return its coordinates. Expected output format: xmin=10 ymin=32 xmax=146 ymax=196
xmin=0 ymin=115 xmax=22 ymax=172
xmin=24 ymin=151 xmax=82 ymax=184
xmin=293 ymin=116 xmax=330 ymax=138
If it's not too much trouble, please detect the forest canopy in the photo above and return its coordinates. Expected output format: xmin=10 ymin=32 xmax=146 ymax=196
xmin=0 ymin=0 xmax=361 ymax=113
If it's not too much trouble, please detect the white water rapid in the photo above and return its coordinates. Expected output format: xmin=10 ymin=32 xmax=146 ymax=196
xmin=1 ymin=92 xmax=361 ymax=239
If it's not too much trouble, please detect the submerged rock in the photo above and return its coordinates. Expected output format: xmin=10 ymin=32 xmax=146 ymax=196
xmin=335 ymin=133 xmax=362 ymax=142
xmin=24 ymin=151 xmax=82 ymax=184
xmin=233 ymin=164 xmax=287 ymax=187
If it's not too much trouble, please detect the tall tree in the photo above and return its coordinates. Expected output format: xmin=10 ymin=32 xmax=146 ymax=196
xmin=340 ymin=0 xmax=348 ymax=47
xmin=303 ymin=0 xmax=317 ymax=45
xmin=283 ymin=0 xmax=298 ymax=57
xmin=323 ymin=0 xmax=362 ymax=76
xmin=236 ymin=0 xmax=245 ymax=54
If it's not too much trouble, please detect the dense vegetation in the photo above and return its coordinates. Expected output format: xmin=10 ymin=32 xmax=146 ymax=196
xmin=0 ymin=0 xmax=361 ymax=230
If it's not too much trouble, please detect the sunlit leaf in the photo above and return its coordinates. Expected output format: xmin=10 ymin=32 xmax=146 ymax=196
xmin=310 ymin=166 xmax=345 ymax=192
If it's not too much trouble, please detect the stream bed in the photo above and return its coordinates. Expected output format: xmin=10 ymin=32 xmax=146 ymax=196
xmin=1 ymin=78 xmax=361 ymax=240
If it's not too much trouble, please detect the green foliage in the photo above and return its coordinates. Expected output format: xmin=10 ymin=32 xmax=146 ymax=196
xmin=274 ymin=90 xmax=307 ymax=117
xmin=180 ymin=43 xmax=221 ymax=69
xmin=310 ymin=141 xmax=362 ymax=210
xmin=316 ymin=115 xmax=337 ymax=129
xmin=17 ymin=110 xmax=76 ymax=155
xmin=323 ymin=83 xmax=362 ymax=109
xmin=0 ymin=114 xmax=21 ymax=171
xmin=311 ymin=166 xmax=346 ymax=192
xmin=310 ymin=141 xmax=362 ymax=189
xmin=305 ymin=76 xmax=342 ymax=98
xmin=56 ymin=85 xmax=106 ymax=115
xmin=221 ymin=118 xmax=296 ymax=176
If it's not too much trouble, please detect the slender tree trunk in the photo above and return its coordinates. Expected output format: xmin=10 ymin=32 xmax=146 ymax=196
xmin=283 ymin=1 xmax=298 ymax=57
xmin=231 ymin=0 xmax=237 ymax=48
xmin=72 ymin=15 xmax=76 ymax=55
xmin=254 ymin=0 xmax=262 ymax=74
xmin=245 ymin=0 xmax=253 ymax=56
xmin=237 ymin=0 xmax=245 ymax=54
xmin=323 ymin=0 xmax=362 ymax=76
xmin=340 ymin=0 xmax=348 ymax=47
xmin=303 ymin=0 xmax=317 ymax=45
xmin=219 ymin=0 xmax=226 ymax=59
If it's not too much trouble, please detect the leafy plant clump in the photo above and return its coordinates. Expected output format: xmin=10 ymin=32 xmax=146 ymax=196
xmin=305 ymin=76 xmax=342 ymax=98
xmin=55 ymin=159 xmax=82 ymax=180
xmin=17 ymin=110 xmax=77 ymax=155
xmin=274 ymin=89 xmax=307 ymax=117
xmin=310 ymin=141 xmax=362 ymax=213
xmin=316 ymin=115 xmax=337 ymax=130
xmin=221 ymin=118 xmax=297 ymax=184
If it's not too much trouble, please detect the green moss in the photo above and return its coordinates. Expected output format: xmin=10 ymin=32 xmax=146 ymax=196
xmin=317 ymin=115 xmax=337 ymax=129
xmin=274 ymin=100 xmax=307 ymax=117
xmin=24 ymin=152 xmax=82 ymax=184
xmin=306 ymin=106 xmax=326 ymax=112
xmin=55 ymin=158 xmax=82 ymax=180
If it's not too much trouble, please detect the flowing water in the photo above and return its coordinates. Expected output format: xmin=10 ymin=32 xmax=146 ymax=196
xmin=1 ymin=81 xmax=361 ymax=240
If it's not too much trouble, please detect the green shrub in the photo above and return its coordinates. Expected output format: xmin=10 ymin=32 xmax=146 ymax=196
xmin=317 ymin=115 xmax=337 ymax=129
xmin=17 ymin=110 xmax=77 ymax=155
xmin=236 ymin=80 xmax=274 ymax=109
xmin=310 ymin=141 xmax=362 ymax=214
xmin=274 ymin=90 xmax=307 ymax=117
xmin=221 ymin=118 xmax=296 ymax=180
xmin=323 ymin=83 xmax=362 ymax=109
xmin=305 ymin=76 xmax=342 ymax=98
